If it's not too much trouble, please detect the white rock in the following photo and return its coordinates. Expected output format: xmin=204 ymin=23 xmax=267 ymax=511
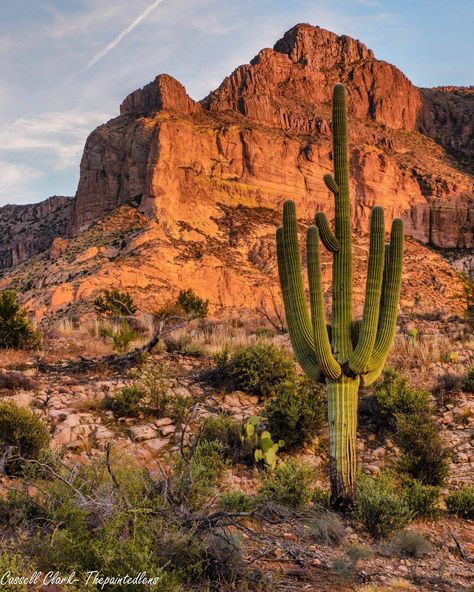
xmin=129 ymin=424 xmax=157 ymax=442
xmin=94 ymin=426 xmax=114 ymax=440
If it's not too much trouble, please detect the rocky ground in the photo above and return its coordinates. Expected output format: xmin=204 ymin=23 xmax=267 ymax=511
xmin=0 ymin=316 xmax=473 ymax=591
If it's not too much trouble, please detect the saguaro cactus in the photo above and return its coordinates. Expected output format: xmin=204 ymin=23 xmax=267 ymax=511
xmin=276 ymin=83 xmax=404 ymax=508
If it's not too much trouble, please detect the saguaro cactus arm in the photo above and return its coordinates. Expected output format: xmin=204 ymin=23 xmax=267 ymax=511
xmin=347 ymin=206 xmax=385 ymax=375
xmin=362 ymin=217 xmax=404 ymax=385
xmin=307 ymin=226 xmax=341 ymax=380
xmin=323 ymin=173 xmax=339 ymax=194
xmin=276 ymin=204 xmax=322 ymax=382
xmin=315 ymin=212 xmax=340 ymax=253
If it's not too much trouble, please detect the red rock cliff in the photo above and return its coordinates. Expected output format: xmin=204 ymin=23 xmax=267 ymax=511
xmin=71 ymin=24 xmax=473 ymax=252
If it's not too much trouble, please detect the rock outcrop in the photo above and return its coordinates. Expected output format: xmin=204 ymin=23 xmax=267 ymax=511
xmin=418 ymin=86 xmax=474 ymax=167
xmin=120 ymin=73 xmax=201 ymax=116
xmin=0 ymin=196 xmax=73 ymax=273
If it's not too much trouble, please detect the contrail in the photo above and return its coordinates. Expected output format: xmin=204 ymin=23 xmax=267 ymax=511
xmin=86 ymin=0 xmax=165 ymax=70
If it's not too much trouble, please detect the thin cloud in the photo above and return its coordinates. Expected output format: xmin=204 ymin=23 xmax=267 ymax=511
xmin=0 ymin=160 xmax=45 ymax=203
xmin=85 ymin=0 xmax=165 ymax=70
xmin=0 ymin=110 xmax=110 ymax=169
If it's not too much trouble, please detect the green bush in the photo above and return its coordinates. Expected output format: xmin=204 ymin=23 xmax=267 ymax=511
xmin=199 ymin=414 xmax=243 ymax=461
xmin=130 ymin=363 xmax=169 ymax=415
xmin=401 ymin=478 xmax=440 ymax=519
xmin=445 ymin=487 xmax=474 ymax=519
xmin=463 ymin=367 xmax=474 ymax=393
xmin=0 ymin=291 xmax=40 ymax=350
xmin=386 ymin=530 xmax=430 ymax=558
xmin=112 ymin=322 xmax=139 ymax=352
xmin=0 ymin=551 xmax=38 ymax=591
xmin=355 ymin=473 xmax=413 ymax=538
xmin=220 ymin=490 xmax=258 ymax=513
xmin=176 ymin=289 xmax=209 ymax=319
xmin=372 ymin=369 xmax=430 ymax=430
xmin=170 ymin=440 xmax=228 ymax=510
xmin=0 ymin=403 xmax=50 ymax=474
xmin=94 ymin=288 xmax=137 ymax=318
xmin=217 ymin=343 xmax=296 ymax=398
xmin=395 ymin=413 xmax=450 ymax=486
xmin=104 ymin=386 xmax=144 ymax=418
xmin=264 ymin=378 xmax=325 ymax=450
xmin=259 ymin=460 xmax=314 ymax=510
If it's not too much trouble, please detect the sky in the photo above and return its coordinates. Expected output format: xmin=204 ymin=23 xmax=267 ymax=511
xmin=0 ymin=0 xmax=472 ymax=206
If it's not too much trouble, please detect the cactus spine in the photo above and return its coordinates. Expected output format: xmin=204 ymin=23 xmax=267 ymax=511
xmin=276 ymin=83 xmax=404 ymax=508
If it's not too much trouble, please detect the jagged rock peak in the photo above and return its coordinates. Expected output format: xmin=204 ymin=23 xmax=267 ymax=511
xmin=272 ymin=23 xmax=374 ymax=66
xmin=202 ymin=23 xmax=420 ymax=132
xmin=120 ymin=73 xmax=200 ymax=116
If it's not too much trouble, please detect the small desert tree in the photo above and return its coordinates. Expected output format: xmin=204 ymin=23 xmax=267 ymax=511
xmin=0 ymin=291 xmax=40 ymax=350
xmin=276 ymin=84 xmax=404 ymax=508
xmin=94 ymin=288 xmax=137 ymax=318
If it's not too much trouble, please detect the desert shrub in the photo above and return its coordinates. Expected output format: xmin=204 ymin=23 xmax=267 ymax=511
xmin=94 ymin=288 xmax=137 ymax=318
xmin=463 ymin=366 xmax=474 ymax=393
xmin=104 ymin=386 xmax=144 ymax=418
xmin=401 ymin=478 xmax=440 ymax=519
xmin=307 ymin=510 xmax=346 ymax=547
xmin=176 ymin=289 xmax=209 ymax=319
xmin=130 ymin=363 xmax=169 ymax=411
xmin=220 ymin=490 xmax=258 ymax=513
xmin=445 ymin=487 xmax=474 ymax=519
xmin=112 ymin=322 xmax=139 ymax=352
xmin=264 ymin=377 xmax=325 ymax=450
xmin=259 ymin=460 xmax=314 ymax=510
xmin=0 ymin=489 xmax=44 ymax=527
xmin=31 ymin=463 xmax=182 ymax=590
xmin=0 ymin=370 xmax=36 ymax=391
xmin=355 ymin=473 xmax=413 ymax=538
xmin=372 ymin=369 xmax=430 ymax=430
xmin=169 ymin=396 xmax=194 ymax=425
xmin=0 ymin=291 xmax=40 ymax=350
xmin=386 ymin=530 xmax=430 ymax=558
xmin=157 ymin=528 xmax=243 ymax=585
xmin=0 ymin=551 xmax=38 ymax=591
xmin=216 ymin=343 xmax=296 ymax=398
xmin=199 ymin=414 xmax=243 ymax=461
xmin=395 ymin=413 xmax=449 ymax=486
xmin=170 ymin=440 xmax=228 ymax=510
xmin=0 ymin=403 xmax=50 ymax=474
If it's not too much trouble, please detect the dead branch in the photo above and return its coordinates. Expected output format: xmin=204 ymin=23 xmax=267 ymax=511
xmin=256 ymin=288 xmax=287 ymax=334
xmin=450 ymin=529 xmax=474 ymax=563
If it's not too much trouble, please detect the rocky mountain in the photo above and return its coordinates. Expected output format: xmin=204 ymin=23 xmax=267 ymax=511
xmin=0 ymin=196 xmax=73 ymax=270
xmin=1 ymin=24 xmax=472 ymax=318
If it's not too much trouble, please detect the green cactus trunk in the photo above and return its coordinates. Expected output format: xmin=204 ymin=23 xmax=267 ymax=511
xmin=276 ymin=83 xmax=404 ymax=508
xmin=327 ymin=378 xmax=359 ymax=508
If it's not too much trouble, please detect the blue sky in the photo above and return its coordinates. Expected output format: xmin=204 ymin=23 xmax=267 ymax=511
xmin=0 ymin=0 xmax=472 ymax=206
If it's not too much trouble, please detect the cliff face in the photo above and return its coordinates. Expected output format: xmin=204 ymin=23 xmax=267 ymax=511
xmin=0 ymin=196 xmax=73 ymax=272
